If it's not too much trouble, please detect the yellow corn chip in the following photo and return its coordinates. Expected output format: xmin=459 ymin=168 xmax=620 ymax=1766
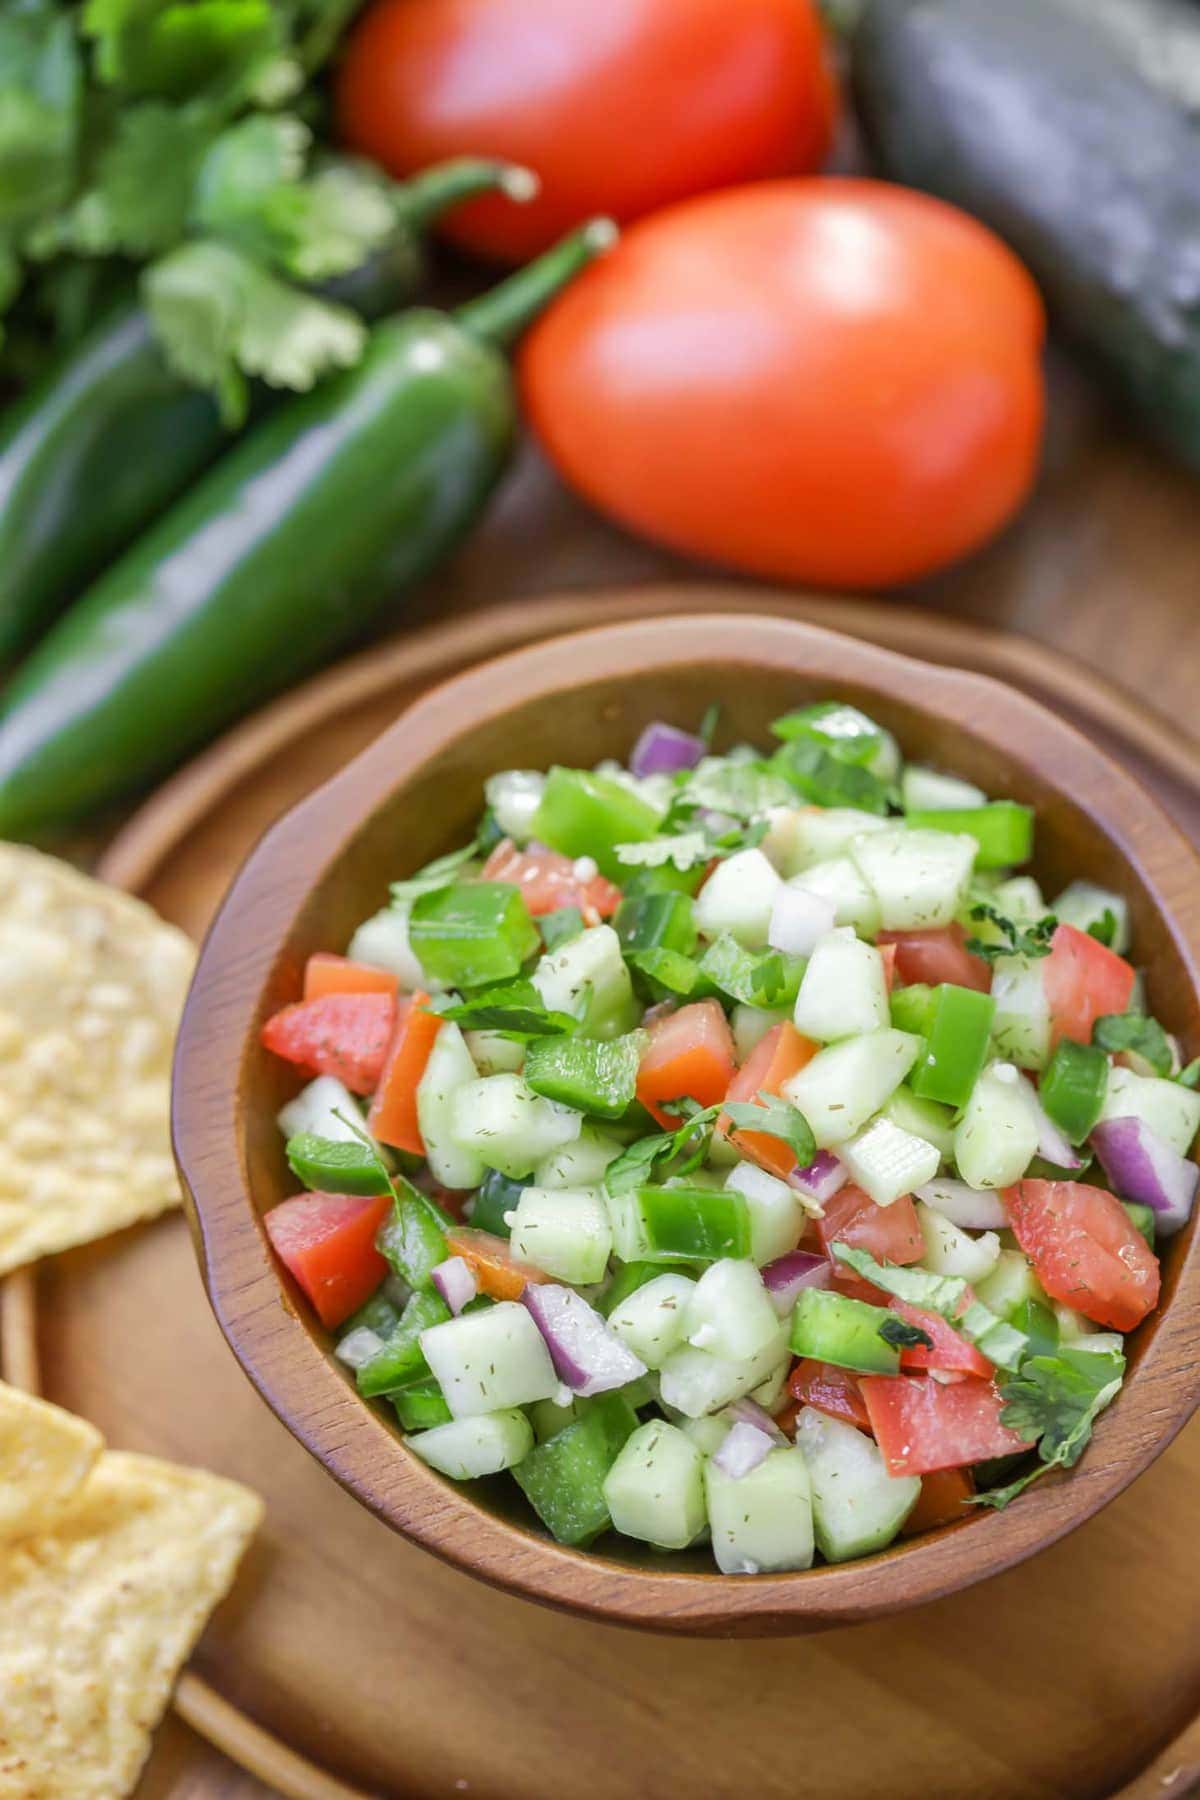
xmin=0 ymin=1381 xmax=102 ymax=1543
xmin=0 ymin=844 xmax=194 ymax=1273
xmin=0 ymin=1450 xmax=263 ymax=1798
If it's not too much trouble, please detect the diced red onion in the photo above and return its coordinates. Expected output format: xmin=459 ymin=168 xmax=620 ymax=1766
xmin=712 ymin=1420 xmax=774 ymax=1480
xmin=789 ymin=1151 xmax=847 ymax=1205
xmin=522 ymin=1283 xmax=647 ymax=1396
xmin=761 ymin=1250 xmax=831 ymax=1316
xmin=432 ymin=1255 xmax=477 ymax=1316
xmin=630 ymin=721 xmax=706 ymax=778
xmin=335 ymin=1326 xmax=386 ymax=1370
xmin=915 ymin=1179 xmax=1010 ymax=1231
xmin=768 ymin=886 xmax=837 ymax=957
xmin=726 ymin=1396 xmax=788 ymax=1445
xmin=1091 ymin=1117 xmax=1199 ymax=1237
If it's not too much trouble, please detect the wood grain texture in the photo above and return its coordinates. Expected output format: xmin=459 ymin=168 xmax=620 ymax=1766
xmin=170 ymin=607 xmax=1200 ymax=1640
xmin=26 ymin=586 xmax=1196 ymax=1797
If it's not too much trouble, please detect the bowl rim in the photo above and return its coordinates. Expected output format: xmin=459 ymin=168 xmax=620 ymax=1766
xmin=173 ymin=611 xmax=1200 ymax=1635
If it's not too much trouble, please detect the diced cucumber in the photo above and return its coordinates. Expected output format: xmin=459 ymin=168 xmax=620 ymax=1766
xmin=705 ymin=1447 xmax=815 ymax=1575
xmin=277 ymin=1075 xmax=368 ymax=1146
xmin=463 ymin=1030 xmax=526 ymax=1076
xmin=792 ymin=928 xmax=889 ymax=1041
xmin=882 ymin=1086 xmax=956 ymax=1163
xmin=790 ymin=1287 xmax=901 ymax=1375
xmin=915 ymin=1201 xmax=1001 ymax=1282
xmin=784 ymin=856 xmax=881 ymax=937
xmin=658 ymin=1322 xmax=789 ymax=1418
xmin=1064 ymin=1329 xmax=1125 ymax=1357
xmin=416 ymin=1022 xmax=484 ymax=1190
xmin=529 ymin=1393 xmax=579 ymax=1442
xmin=851 ymin=827 xmax=976 ymax=930
xmin=761 ymin=806 xmax=890 ymax=876
xmin=485 ymin=769 xmax=545 ymax=845
xmin=991 ymin=875 xmax=1047 ymax=924
xmin=731 ymin=1003 xmax=789 ymax=1061
xmin=901 ymin=765 xmax=987 ymax=812
xmin=513 ymin=1392 xmax=638 ymax=1545
xmin=684 ymin=1260 xmax=781 ymax=1363
xmin=603 ymin=1188 xmax=654 ymax=1264
xmin=783 ymin=1029 xmax=921 ymax=1147
xmin=693 ymin=848 xmax=783 ymax=950
xmin=679 ymin=1415 xmax=730 ymax=1457
xmin=406 ymin=1409 xmax=533 ymax=1480
xmin=1053 ymin=879 xmax=1130 ymax=955
xmin=449 ymin=1074 xmax=582 ymax=1180
xmin=419 ymin=1302 xmax=558 ymax=1418
xmin=725 ymin=1162 xmax=805 ymax=1265
xmin=795 ymin=1406 xmax=920 ymax=1561
xmin=535 ymin=1124 xmax=625 ymax=1190
xmin=348 ymin=904 xmax=435 ymax=991
xmin=510 ymin=1187 xmax=613 ymax=1285
xmin=607 ymin=1273 xmax=696 ymax=1369
xmin=1100 ymin=1067 xmax=1200 ymax=1157
xmin=974 ymin=1247 xmax=1050 ymax=1321
xmin=954 ymin=1060 xmax=1040 ymax=1188
xmin=603 ymin=1421 xmax=707 ymax=1549
xmin=531 ymin=924 xmax=638 ymax=1041
xmin=990 ymin=954 xmax=1052 ymax=1072
xmin=843 ymin=1117 xmax=939 ymax=1207
xmin=749 ymin=1357 xmax=791 ymax=1411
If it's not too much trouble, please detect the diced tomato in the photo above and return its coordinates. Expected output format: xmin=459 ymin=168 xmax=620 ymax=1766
xmin=788 ymin=1359 xmax=871 ymax=1431
xmin=481 ymin=838 xmax=622 ymax=919
xmin=261 ymin=992 xmax=396 ymax=1094
xmin=303 ymin=952 xmax=399 ymax=1002
xmin=899 ymin=1466 xmax=976 ymax=1537
xmin=860 ymin=1373 xmax=1034 ymax=1477
xmin=637 ymin=999 xmax=736 ymax=1124
xmin=772 ymin=1397 xmax=801 ymax=1437
xmin=716 ymin=1021 xmax=818 ymax=1177
xmin=367 ymin=993 xmax=443 ymax=1154
xmin=444 ymin=1226 xmax=553 ymax=1301
xmin=264 ymin=1191 xmax=391 ymax=1329
xmin=878 ymin=923 xmax=991 ymax=994
xmin=894 ymin=1299 xmax=993 ymax=1379
xmin=878 ymin=941 xmax=897 ymax=993
xmin=1005 ymin=1177 xmax=1160 ymax=1331
xmin=816 ymin=1182 xmax=925 ymax=1273
xmin=1042 ymin=923 xmax=1136 ymax=1049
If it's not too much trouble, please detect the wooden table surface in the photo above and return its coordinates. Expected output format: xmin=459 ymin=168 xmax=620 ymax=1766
xmin=114 ymin=348 xmax=1200 ymax=1795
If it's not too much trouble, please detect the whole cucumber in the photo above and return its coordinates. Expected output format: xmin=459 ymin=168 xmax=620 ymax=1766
xmin=0 ymin=159 xmax=529 ymax=664
xmin=0 ymin=222 xmax=613 ymax=838
xmin=853 ymin=0 xmax=1200 ymax=466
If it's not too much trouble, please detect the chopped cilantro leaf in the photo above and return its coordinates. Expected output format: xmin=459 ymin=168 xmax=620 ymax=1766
xmin=972 ymin=1346 xmax=1125 ymax=1510
xmin=437 ymin=982 xmax=577 ymax=1041
xmin=723 ymin=1092 xmax=815 ymax=1168
xmin=603 ymin=1102 xmax=723 ymax=1198
xmin=878 ymin=1317 xmax=934 ymax=1351
xmin=770 ymin=736 xmax=895 ymax=815
xmin=1178 ymin=1057 xmax=1200 ymax=1090
xmin=964 ymin=902 xmax=1057 ymax=964
xmin=1087 ymin=908 xmax=1118 ymax=948
xmin=1092 ymin=1010 xmax=1173 ymax=1078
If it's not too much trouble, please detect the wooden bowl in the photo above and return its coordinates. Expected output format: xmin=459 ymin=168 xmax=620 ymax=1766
xmin=173 ymin=613 xmax=1200 ymax=1635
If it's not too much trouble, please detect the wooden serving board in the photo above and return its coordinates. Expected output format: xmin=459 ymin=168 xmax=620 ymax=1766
xmin=25 ymin=587 xmax=1200 ymax=1799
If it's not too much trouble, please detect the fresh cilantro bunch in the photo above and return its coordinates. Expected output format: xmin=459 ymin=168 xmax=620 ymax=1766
xmin=0 ymin=0 xmax=415 ymax=421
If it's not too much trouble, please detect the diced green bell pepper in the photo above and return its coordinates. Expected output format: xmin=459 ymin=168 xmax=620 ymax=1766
xmin=598 ymin=1259 xmax=665 ymax=1317
xmin=614 ymin=890 xmax=697 ymax=957
xmin=376 ymin=1179 xmax=453 ymax=1290
xmin=789 ymin=1287 xmax=902 ymax=1375
xmin=531 ymin=767 xmax=661 ymax=880
xmin=539 ymin=906 xmax=585 ymax=951
xmin=409 ymin=881 xmax=540 ymax=988
xmin=357 ymin=1288 xmax=450 ymax=1398
xmin=905 ymin=802 xmax=1033 ymax=869
xmin=1122 ymin=1200 xmax=1157 ymax=1247
xmin=1039 ymin=1038 xmax=1109 ymax=1145
xmin=391 ymin=1377 xmax=453 ymax=1431
xmin=698 ymin=935 xmax=805 ymax=1009
xmin=635 ymin=1185 xmax=751 ymax=1265
xmin=889 ymin=982 xmax=936 ymax=1037
xmin=469 ymin=1168 xmax=523 ymax=1238
xmin=628 ymin=946 xmax=707 ymax=1002
xmin=512 ymin=1391 xmax=640 ymax=1545
xmin=911 ymin=983 xmax=996 ymax=1110
xmin=524 ymin=1032 xmax=643 ymax=1119
xmin=286 ymin=1132 xmax=392 ymax=1197
xmin=623 ymin=862 xmax=705 ymax=899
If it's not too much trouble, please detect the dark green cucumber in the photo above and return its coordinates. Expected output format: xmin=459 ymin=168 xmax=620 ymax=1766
xmin=0 ymin=159 xmax=527 ymax=663
xmin=0 ymin=221 xmax=613 ymax=837
xmin=853 ymin=0 xmax=1200 ymax=466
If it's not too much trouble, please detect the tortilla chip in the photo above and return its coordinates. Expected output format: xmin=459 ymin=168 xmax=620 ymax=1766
xmin=0 ymin=1450 xmax=263 ymax=1798
xmin=0 ymin=1382 xmax=102 ymax=1543
xmin=0 ymin=844 xmax=194 ymax=1273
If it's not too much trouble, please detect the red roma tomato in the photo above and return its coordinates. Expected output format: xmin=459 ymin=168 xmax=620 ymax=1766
xmin=335 ymin=0 xmax=837 ymax=262
xmin=716 ymin=1020 xmax=817 ymax=1177
xmin=1005 ymin=1178 xmax=1160 ymax=1331
xmin=1042 ymin=923 xmax=1136 ymax=1049
xmin=265 ymin=1191 xmax=392 ymax=1328
xmin=815 ymin=1182 xmax=925 ymax=1271
xmin=878 ymin=924 xmax=991 ymax=994
xmin=482 ymin=838 xmax=622 ymax=918
xmin=261 ymin=992 xmax=396 ymax=1094
xmin=521 ymin=180 xmax=1045 ymax=588
xmin=636 ymin=999 xmax=735 ymax=1121
xmin=789 ymin=1359 xmax=871 ymax=1431
xmin=860 ymin=1373 xmax=1034 ymax=1478
xmin=893 ymin=1299 xmax=993 ymax=1379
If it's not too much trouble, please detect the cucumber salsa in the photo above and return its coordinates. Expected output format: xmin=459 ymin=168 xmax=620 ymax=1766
xmin=260 ymin=704 xmax=1199 ymax=1571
